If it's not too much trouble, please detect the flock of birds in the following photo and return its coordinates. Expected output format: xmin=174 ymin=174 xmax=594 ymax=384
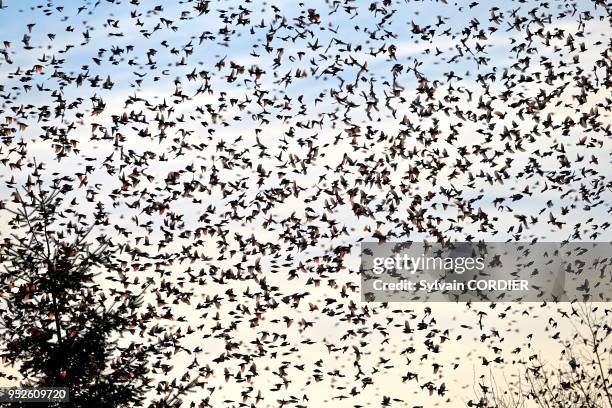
xmin=0 ymin=0 xmax=610 ymax=406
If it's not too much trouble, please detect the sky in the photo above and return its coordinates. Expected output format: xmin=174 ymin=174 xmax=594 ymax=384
xmin=0 ymin=0 xmax=611 ymax=407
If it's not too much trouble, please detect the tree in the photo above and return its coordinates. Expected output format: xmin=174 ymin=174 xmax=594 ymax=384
xmin=469 ymin=304 xmax=612 ymax=408
xmin=0 ymin=180 xmax=151 ymax=407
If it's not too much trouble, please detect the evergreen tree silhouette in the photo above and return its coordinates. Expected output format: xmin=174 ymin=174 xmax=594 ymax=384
xmin=0 ymin=180 xmax=152 ymax=407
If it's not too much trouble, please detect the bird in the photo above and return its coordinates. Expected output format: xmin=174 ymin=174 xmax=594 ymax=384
xmin=0 ymin=0 xmax=610 ymax=407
